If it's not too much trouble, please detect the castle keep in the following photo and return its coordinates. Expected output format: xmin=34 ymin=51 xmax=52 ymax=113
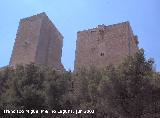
xmin=74 ymin=22 xmax=138 ymax=71
xmin=9 ymin=13 xmax=139 ymax=71
xmin=10 ymin=13 xmax=64 ymax=70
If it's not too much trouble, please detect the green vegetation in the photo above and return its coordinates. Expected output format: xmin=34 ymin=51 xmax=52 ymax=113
xmin=0 ymin=49 xmax=160 ymax=118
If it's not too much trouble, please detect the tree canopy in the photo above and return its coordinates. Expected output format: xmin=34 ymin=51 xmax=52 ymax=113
xmin=0 ymin=49 xmax=160 ymax=118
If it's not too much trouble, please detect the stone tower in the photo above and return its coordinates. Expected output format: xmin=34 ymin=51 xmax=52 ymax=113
xmin=74 ymin=21 xmax=138 ymax=71
xmin=10 ymin=12 xmax=64 ymax=70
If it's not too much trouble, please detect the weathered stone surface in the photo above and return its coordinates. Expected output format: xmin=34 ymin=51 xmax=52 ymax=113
xmin=10 ymin=12 xmax=64 ymax=70
xmin=74 ymin=21 xmax=138 ymax=71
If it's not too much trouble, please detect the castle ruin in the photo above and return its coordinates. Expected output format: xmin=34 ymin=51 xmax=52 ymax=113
xmin=9 ymin=13 xmax=139 ymax=71
xmin=74 ymin=22 xmax=139 ymax=71
xmin=10 ymin=12 xmax=64 ymax=70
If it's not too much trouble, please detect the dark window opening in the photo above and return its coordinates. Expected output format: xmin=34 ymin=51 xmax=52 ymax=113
xmin=100 ymin=53 xmax=104 ymax=56
xmin=71 ymin=81 xmax=74 ymax=89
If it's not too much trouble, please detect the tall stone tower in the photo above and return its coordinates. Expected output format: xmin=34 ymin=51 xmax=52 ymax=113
xmin=10 ymin=12 xmax=64 ymax=70
xmin=74 ymin=21 xmax=138 ymax=71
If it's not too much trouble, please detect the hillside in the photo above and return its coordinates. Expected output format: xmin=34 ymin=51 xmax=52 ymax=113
xmin=0 ymin=49 xmax=160 ymax=118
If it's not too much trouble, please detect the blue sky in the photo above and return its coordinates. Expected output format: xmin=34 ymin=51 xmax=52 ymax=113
xmin=0 ymin=0 xmax=160 ymax=71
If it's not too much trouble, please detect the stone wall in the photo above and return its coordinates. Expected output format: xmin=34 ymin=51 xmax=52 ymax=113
xmin=10 ymin=12 xmax=64 ymax=70
xmin=9 ymin=13 xmax=138 ymax=71
xmin=74 ymin=21 xmax=138 ymax=71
